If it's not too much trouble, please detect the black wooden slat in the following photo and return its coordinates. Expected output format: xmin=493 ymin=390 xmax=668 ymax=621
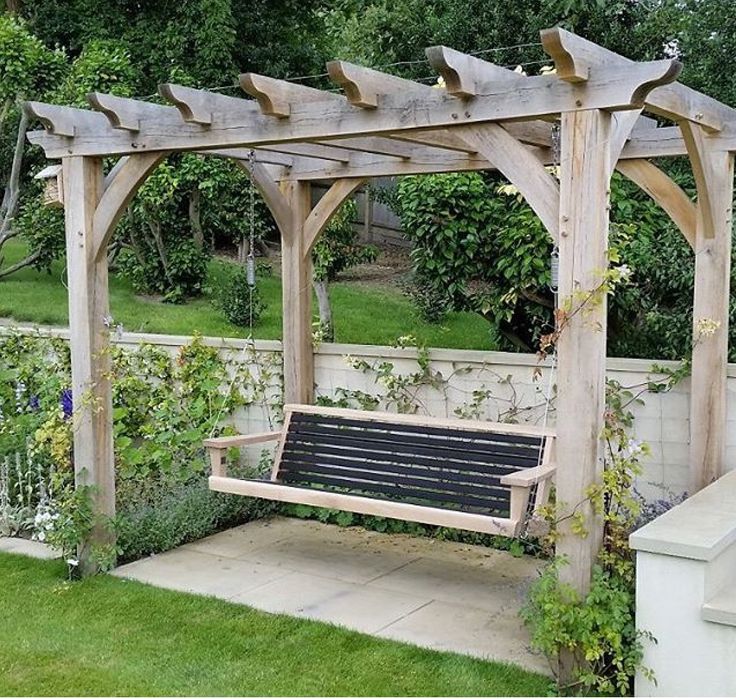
xmin=291 ymin=413 xmax=543 ymax=447
xmin=280 ymin=470 xmax=510 ymax=514
xmin=283 ymin=436 xmax=528 ymax=475
xmin=280 ymin=450 xmax=512 ymax=487
xmin=287 ymin=426 xmax=541 ymax=467
xmin=278 ymin=456 xmax=513 ymax=502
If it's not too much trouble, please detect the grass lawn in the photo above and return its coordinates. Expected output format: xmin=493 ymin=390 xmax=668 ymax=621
xmin=0 ymin=240 xmax=493 ymax=349
xmin=0 ymin=553 xmax=551 ymax=696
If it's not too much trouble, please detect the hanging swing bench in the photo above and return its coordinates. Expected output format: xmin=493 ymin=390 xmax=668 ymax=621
xmin=204 ymin=404 xmax=556 ymax=538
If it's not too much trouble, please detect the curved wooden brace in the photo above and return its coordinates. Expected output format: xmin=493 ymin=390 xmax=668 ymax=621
xmin=608 ymin=110 xmax=643 ymax=176
xmin=92 ymin=152 xmax=169 ymax=261
xmin=303 ymin=179 xmax=367 ymax=255
xmin=615 ymin=159 xmax=696 ymax=249
xmin=457 ymin=124 xmax=559 ymax=240
xmin=233 ymin=159 xmax=292 ymax=238
xmin=680 ymin=121 xmax=719 ymax=238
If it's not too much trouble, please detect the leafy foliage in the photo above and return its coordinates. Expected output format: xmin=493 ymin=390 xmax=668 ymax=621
xmin=0 ymin=331 xmax=283 ymax=563
xmin=312 ymin=199 xmax=377 ymax=283
xmin=521 ymin=356 xmax=689 ymax=694
xmin=394 ymin=173 xmax=553 ymax=350
xmin=213 ymin=268 xmax=267 ymax=328
xmin=0 ymin=14 xmax=65 ymax=106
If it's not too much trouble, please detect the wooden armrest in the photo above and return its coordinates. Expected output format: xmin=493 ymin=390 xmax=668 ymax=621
xmin=203 ymin=431 xmax=282 ymax=449
xmin=500 ymin=463 xmax=556 ymax=488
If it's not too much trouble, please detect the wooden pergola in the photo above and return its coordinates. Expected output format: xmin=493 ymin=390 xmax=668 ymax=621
xmin=26 ymin=28 xmax=735 ymax=592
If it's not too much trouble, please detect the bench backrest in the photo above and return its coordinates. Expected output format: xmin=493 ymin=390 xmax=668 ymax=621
xmin=273 ymin=405 xmax=554 ymax=519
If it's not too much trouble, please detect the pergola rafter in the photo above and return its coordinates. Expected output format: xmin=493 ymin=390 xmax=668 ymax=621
xmin=25 ymin=29 xmax=735 ymax=651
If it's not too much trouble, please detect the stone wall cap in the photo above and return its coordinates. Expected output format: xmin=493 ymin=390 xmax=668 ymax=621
xmin=630 ymin=470 xmax=736 ymax=561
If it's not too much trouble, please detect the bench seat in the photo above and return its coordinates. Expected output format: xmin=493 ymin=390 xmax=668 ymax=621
xmin=205 ymin=404 xmax=556 ymax=538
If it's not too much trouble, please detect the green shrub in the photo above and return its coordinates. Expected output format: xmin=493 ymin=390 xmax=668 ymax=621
xmin=213 ymin=268 xmax=266 ymax=327
xmin=401 ymin=274 xmax=450 ymax=324
xmin=117 ymin=237 xmax=210 ymax=304
xmin=0 ymin=331 xmax=283 ymax=566
xmin=116 ymin=474 xmax=275 ymax=563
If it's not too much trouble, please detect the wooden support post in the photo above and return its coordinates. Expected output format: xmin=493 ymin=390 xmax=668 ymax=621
xmin=280 ymin=180 xmax=314 ymax=404
xmin=62 ymin=156 xmax=115 ymax=575
xmin=555 ymin=109 xmax=611 ymax=594
xmin=683 ymin=127 xmax=734 ymax=492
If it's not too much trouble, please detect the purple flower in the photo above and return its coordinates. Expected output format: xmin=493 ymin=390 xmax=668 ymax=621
xmin=60 ymin=389 xmax=73 ymax=419
xmin=29 ymin=395 xmax=40 ymax=412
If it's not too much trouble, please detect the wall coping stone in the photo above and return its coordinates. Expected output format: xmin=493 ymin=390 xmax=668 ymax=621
xmin=630 ymin=470 xmax=736 ymax=562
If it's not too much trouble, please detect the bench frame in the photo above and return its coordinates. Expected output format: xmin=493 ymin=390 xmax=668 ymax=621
xmin=204 ymin=404 xmax=556 ymax=538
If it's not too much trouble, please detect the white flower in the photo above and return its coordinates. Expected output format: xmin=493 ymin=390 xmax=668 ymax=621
xmin=624 ymin=439 xmax=644 ymax=458
xmin=696 ymin=317 xmax=721 ymax=337
xmin=36 ymin=531 xmax=46 ymax=542
xmin=66 ymin=559 xmax=79 ymax=567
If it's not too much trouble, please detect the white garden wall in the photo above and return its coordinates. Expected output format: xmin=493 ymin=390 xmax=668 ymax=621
xmin=6 ymin=324 xmax=736 ymax=501
xmin=630 ymin=470 xmax=736 ymax=696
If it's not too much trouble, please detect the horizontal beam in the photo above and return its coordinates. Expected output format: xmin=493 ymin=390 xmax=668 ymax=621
xmin=26 ymin=60 xmax=680 ymax=159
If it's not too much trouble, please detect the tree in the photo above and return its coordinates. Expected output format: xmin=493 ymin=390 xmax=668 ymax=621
xmin=312 ymin=198 xmax=377 ymax=341
xmin=0 ymin=15 xmax=66 ymax=276
xmin=0 ymin=36 xmax=136 ymax=279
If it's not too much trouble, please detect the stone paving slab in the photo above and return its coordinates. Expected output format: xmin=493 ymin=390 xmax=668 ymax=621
xmin=112 ymin=516 xmax=549 ymax=675
xmin=376 ymin=598 xmax=550 ymax=675
xmin=0 ymin=536 xmax=59 ymax=559
xmin=113 ymin=548 xmax=289 ymax=598
xmin=231 ymin=570 xmax=432 ymax=634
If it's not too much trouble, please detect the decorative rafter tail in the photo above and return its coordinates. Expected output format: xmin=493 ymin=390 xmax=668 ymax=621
xmin=326 ymin=60 xmax=434 ymax=109
xmin=426 ymin=45 xmax=524 ymax=97
xmin=539 ymin=27 xmax=591 ymax=82
xmin=87 ymin=92 xmax=190 ymax=131
xmin=240 ymin=72 xmax=341 ymax=119
xmin=541 ymin=26 xmax=725 ymax=132
xmin=158 ymin=83 xmax=213 ymax=125
xmin=23 ymin=101 xmax=108 ymax=137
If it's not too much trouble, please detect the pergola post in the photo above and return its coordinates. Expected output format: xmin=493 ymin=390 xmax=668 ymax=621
xmin=280 ymin=180 xmax=314 ymax=404
xmin=555 ymin=109 xmax=612 ymax=594
xmin=683 ymin=128 xmax=734 ymax=492
xmin=62 ymin=155 xmax=115 ymax=574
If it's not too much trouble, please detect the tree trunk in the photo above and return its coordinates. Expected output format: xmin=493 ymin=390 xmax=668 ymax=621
xmin=189 ymin=188 xmax=204 ymax=249
xmin=313 ymin=277 xmax=334 ymax=342
xmin=147 ymin=217 xmax=174 ymax=287
xmin=125 ymin=206 xmax=148 ymax=268
xmin=0 ymin=106 xmax=29 ymax=248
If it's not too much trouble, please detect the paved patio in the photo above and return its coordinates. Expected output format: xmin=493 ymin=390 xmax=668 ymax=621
xmin=113 ymin=516 xmax=549 ymax=674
